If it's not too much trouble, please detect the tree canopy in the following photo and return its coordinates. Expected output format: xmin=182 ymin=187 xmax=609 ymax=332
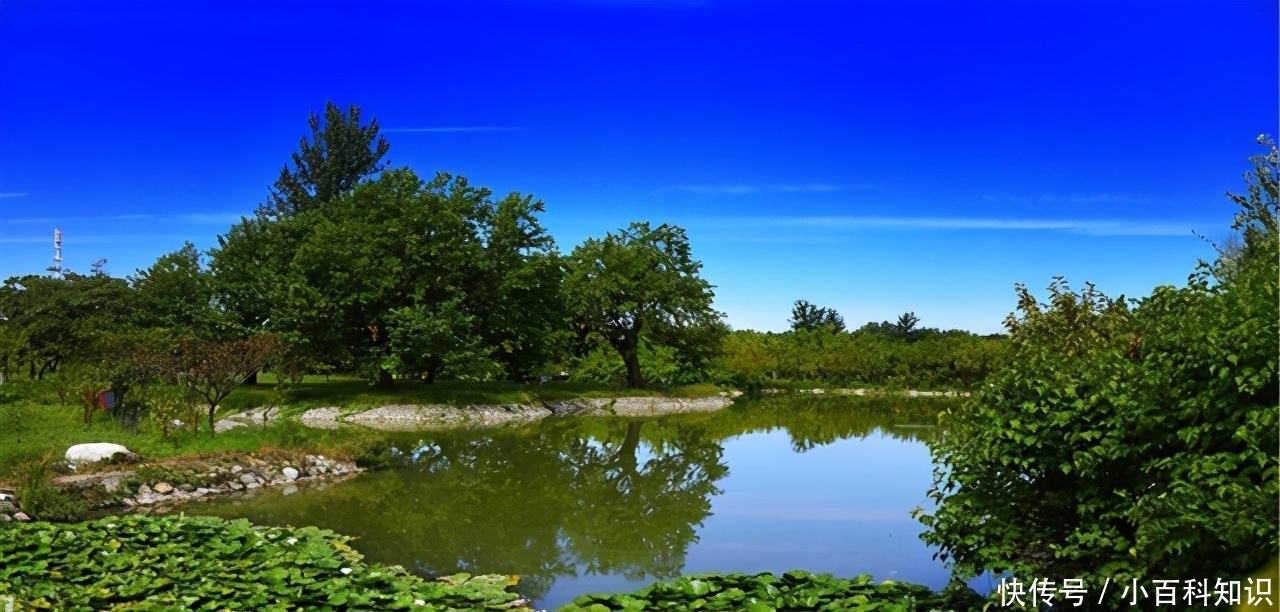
xmin=260 ymin=101 xmax=390 ymax=219
xmin=563 ymin=222 xmax=724 ymax=388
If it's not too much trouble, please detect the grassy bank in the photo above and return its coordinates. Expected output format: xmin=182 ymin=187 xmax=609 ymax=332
xmin=0 ymin=377 xmax=724 ymax=478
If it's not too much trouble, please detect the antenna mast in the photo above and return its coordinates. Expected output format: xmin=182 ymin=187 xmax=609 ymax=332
xmin=52 ymin=228 xmax=63 ymax=278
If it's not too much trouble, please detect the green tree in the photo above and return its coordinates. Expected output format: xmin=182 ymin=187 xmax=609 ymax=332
xmin=563 ymin=222 xmax=723 ymax=388
xmin=259 ymin=101 xmax=390 ymax=219
xmin=0 ymin=271 xmax=137 ymax=379
xmin=131 ymin=241 xmax=226 ymax=339
xmin=789 ymin=300 xmax=845 ymax=333
xmin=212 ymin=103 xmax=390 ymax=383
xmin=916 ymin=139 xmax=1280 ymax=608
xmin=469 ymin=192 xmax=565 ymax=382
xmin=176 ymin=335 xmax=281 ymax=436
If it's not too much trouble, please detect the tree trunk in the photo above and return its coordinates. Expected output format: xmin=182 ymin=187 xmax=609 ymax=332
xmin=208 ymin=405 xmax=217 ymax=438
xmin=623 ymin=350 xmax=643 ymax=389
xmin=378 ymin=368 xmax=395 ymax=389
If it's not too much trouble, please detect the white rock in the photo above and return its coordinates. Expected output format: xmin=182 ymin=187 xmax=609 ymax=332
xmin=282 ymin=467 xmax=299 ymax=481
xmin=231 ymin=465 xmax=243 ymax=474
xmin=246 ymin=482 xmax=261 ymax=490
xmin=239 ymin=474 xmax=257 ymax=485
xmin=65 ymin=443 xmax=135 ymax=468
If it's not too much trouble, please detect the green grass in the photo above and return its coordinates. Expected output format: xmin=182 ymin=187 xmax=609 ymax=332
xmin=0 ymin=377 xmax=726 ymax=479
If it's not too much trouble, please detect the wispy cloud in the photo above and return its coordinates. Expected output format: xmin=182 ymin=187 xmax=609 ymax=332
xmin=1040 ymin=193 xmax=1151 ymax=204
xmin=708 ymin=216 xmax=1201 ymax=236
xmin=0 ymin=192 xmax=28 ymax=198
xmin=5 ymin=213 xmax=243 ymax=225
xmin=0 ymin=234 xmax=167 ymax=244
xmin=382 ymin=127 xmax=520 ymax=133
xmin=656 ymin=184 xmax=876 ymax=195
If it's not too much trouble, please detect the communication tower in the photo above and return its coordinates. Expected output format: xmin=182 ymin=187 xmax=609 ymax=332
xmin=52 ymin=228 xmax=63 ymax=278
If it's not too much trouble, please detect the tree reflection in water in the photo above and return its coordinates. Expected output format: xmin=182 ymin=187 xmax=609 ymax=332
xmin=181 ymin=395 xmax=947 ymax=603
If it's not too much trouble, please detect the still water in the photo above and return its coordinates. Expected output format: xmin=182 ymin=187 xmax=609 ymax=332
xmin=181 ymin=396 xmax=975 ymax=609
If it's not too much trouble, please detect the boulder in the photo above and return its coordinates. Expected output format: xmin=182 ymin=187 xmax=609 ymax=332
xmin=153 ymin=482 xmax=174 ymax=494
xmin=281 ymin=467 xmax=299 ymax=481
xmin=65 ymin=443 xmax=140 ymax=469
xmin=14 ymin=512 xmax=30 ymax=521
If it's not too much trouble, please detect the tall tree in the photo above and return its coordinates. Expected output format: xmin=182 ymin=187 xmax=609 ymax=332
xmin=563 ymin=222 xmax=722 ymax=388
xmin=259 ymin=102 xmax=390 ymax=219
xmin=788 ymin=299 xmax=845 ymax=332
xmin=469 ymin=192 xmax=564 ymax=382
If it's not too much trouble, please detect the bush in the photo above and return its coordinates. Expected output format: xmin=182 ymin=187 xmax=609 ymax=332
xmin=11 ymin=455 xmax=87 ymax=522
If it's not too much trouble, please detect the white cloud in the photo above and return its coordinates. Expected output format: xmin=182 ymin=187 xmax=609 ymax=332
xmin=0 ymin=192 xmax=29 ymax=198
xmin=382 ymin=127 xmax=520 ymax=133
xmin=5 ymin=213 xmax=242 ymax=225
xmin=1038 ymin=193 xmax=1151 ymax=204
xmin=704 ymin=216 xmax=1200 ymax=236
xmin=656 ymin=184 xmax=876 ymax=195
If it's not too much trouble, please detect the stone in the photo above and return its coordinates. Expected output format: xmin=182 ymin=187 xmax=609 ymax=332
xmin=811 ymin=388 xmax=825 ymax=394
xmin=281 ymin=467 xmax=299 ymax=481
xmin=14 ymin=512 xmax=31 ymax=521
xmin=153 ymin=482 xmax=174 ymax=494
xmin=138 ymin=484 xmax=152 ymax=496
xmin=229 ymin=482 xmax=244 ymax=491
xmin=231 ymin=465 xmax=243 ymax=474
xmin=245 ymin=482 xmax=261 ymax=490
xmin=0 ymin=501 xmax=17 ymax=514
xmin=179 ymin=483 xmax=195 ymax=492
xmin=1 ymin=514 xmax=10 ymax=521
xmin=65 ymin=443 xmax=139 ymax=469
xmin=239 ymin=474 xmax=257 ymax=485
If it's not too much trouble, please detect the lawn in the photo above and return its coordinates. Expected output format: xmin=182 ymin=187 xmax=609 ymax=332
xmin=0 ymin=376 xmax=725 ymax=478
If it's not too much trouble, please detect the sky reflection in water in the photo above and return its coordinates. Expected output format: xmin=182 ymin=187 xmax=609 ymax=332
xmin=181 ymin=396 xmax=979 ymax=609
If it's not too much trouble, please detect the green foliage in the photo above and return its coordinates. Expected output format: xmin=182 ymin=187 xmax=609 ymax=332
xmin=11 ymin=456 xmax=87 ymax=522
xmin=261 ymin=101 xmax=391 ymax=219
xmin=0 ymin=514 xmax=532 ymax=611
xmin=788 ymin=300 xmax=845 ymax=333
xmin=130 ymin=241 xmax=229 ymax=340
xmin=558 ymin=570 xmax=982 ymax=612
xmin=0 ymin=271 xmax=137 ymax=379
xmin=564 ymin=222 xmax=725 ymax=388
xmin=917 ymin=138 xmax=1280 ymax=607
xmin=139 ymin=385 xmax=204 ymax=442
xmin=717 ymin=328 xmax=1006 ymax=389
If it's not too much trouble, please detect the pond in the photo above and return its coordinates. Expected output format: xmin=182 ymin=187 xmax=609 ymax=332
xmin=177 ymin=395 xmax=986 ymax=609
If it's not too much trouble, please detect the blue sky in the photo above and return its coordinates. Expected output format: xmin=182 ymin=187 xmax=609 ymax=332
xmin=1 ymin=0 xmax=1276 ymax=334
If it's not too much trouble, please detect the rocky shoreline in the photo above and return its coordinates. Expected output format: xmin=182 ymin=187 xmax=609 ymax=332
xmin=1 ymin=453 xmax=361 ymax=523
xmin=217 ymin=394 xmax=744 ymax=432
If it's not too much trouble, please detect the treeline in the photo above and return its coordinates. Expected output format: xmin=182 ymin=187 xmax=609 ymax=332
xmin=717 ymin=302 xmax=1006 ymax=389
xmin=0 ymin=102 xmax=1006 ymax=414
xmin=0 ymin=103 xmax=727 ymax=404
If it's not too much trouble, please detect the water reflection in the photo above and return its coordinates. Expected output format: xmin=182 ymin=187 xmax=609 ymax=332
xmin=181 ymin=395 xmax=950 ymax=607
